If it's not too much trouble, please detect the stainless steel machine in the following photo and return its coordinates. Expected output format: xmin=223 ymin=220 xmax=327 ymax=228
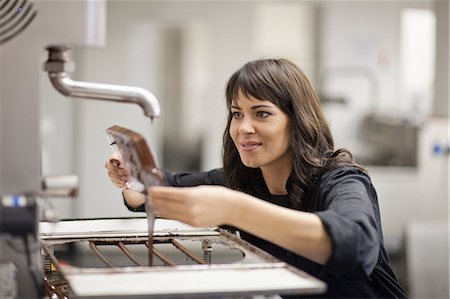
xmin=1 ymin=1 xmax=105 ymax=297
xmin=40 ymin=218 xmax=325 ymax=298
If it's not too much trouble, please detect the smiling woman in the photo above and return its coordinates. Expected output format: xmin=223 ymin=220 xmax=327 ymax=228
xmin=104 ymin=59 xmax=407 ymax=298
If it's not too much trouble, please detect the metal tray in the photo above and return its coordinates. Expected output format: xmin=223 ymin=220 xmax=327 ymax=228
xmin=40 ymin=218 xmax=326 ymax=298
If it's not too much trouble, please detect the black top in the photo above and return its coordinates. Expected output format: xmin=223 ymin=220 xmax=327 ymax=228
xmin=125 ymin=167 xmax=407 ymax=298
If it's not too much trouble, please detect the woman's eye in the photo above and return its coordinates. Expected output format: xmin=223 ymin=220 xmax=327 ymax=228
xmin=231 ymin=111 xmax=243 ymax=119
xmin=256 ymin=111 xmax=271 ymax=118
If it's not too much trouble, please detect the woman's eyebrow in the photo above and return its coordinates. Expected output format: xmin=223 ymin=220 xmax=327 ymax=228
xmin=251 ymin=105 xmax=275 ymax=110
xmin=230 ymin=104 xmax=275 ymax=110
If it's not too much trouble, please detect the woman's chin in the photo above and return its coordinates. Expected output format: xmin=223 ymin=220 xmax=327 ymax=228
xmin=241 ymin=160 xmax=260 ymax=168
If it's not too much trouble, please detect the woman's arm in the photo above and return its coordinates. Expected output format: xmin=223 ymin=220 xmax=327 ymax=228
xmin=123 ymin=189 xmax=145 ymax=208
xmin=234 ymin=191 xmax=332 ymax=265
xmin=150 ymin=185 xmax=332 ymax=265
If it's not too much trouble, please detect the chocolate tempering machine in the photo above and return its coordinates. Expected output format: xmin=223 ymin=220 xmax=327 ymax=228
xmin=0 ymin=1 xmax=325 ymax=298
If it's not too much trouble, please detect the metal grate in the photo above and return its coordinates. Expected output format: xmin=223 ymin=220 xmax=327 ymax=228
xmin=86 ymin=239 xmax=209 ymax=268
xmin=40 ymin=219 xmax=326 ymax=298
xmin=42 ymin=235 xmax=241 ymax=298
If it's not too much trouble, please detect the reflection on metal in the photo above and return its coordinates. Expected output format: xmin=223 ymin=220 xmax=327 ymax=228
xmin=40 ymin=218 xmax=326 ymax=298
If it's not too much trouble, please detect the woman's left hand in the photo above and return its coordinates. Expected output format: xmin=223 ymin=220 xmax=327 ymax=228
xmin=149 ymin=185 xmax=238 ymax=227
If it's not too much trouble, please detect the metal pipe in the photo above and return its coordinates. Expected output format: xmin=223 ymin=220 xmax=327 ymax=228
xmin=44 ymin=46 xmax=160 ymax=119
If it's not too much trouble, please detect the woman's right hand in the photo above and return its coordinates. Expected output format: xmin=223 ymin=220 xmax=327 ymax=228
xmin=104 ymin=154 xmax=146 ymax=208
xmin=104 ymin=154 xmax=129 ymax=189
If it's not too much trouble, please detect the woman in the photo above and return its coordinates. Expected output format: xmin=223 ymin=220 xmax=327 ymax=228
xmin=105 ymin=59 xmax=406 ymax=298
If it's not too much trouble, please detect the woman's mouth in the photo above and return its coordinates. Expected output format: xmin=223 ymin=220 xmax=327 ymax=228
xmin=240 ymin=142 xmax=262 ymax=152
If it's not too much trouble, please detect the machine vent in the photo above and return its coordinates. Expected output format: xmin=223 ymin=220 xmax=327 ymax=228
xmin=0 ymin=0 xmax=37 ymax=45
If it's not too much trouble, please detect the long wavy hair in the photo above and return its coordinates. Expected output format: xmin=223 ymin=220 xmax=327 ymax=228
xmin=222 ymin=59 xmax=365 ymax=210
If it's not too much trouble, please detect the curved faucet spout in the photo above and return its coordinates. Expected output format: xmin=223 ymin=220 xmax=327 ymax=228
xmin=44 ymin=46 xmax=160 ymax=119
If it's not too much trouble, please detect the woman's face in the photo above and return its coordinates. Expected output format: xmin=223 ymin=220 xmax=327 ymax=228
xmin=229 ymin=90 xmax=292 ymax=172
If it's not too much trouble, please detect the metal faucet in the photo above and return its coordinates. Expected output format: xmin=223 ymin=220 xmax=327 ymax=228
xmin=44 ymin=46 xmax=160 ymax=119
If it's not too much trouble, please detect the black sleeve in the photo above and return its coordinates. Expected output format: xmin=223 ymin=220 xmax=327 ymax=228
xmin=163 ymin=168 xmax=225 ymax=187
xmin=314 ymin=168 xmax=381 ymax=279
xmin=124 ymin=168 xmax=225 ymax=212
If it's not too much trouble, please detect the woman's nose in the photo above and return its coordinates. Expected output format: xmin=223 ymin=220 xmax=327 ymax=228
xmin=239 ymin=117 xmax=256 ymax=134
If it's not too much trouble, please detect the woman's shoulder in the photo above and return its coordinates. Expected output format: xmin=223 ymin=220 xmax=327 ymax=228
xmin=322 ymin=165 xmax=368 ymax=179
xmin=316 ymin=166 xmax=373 ymax=192
xmin=310 ymin=166 xmax=377 ymax=209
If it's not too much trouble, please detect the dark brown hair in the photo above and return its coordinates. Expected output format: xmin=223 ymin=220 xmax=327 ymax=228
xmin=222 ymin=59 xmax=365 ymax=209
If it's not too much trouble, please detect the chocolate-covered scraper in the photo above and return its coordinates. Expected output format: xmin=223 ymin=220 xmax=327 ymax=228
xmin=106 ymin=125 xmax=164 ymax=266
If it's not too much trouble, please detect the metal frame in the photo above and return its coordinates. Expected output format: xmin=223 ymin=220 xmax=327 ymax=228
xmin=40 ymin=218 xmax=326 ymax=298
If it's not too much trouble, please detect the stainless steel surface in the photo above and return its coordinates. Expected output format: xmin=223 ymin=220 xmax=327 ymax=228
xmin=44 ymin=46 xmax=161 ymax=119
xmin=0 ymin=197 xmax=42 ymax=298
xmin=1 ymin=2 xmax=105 ymax=298
xmin=0 ymin=262 xmax=18 ymax=298
xmin=40 ymin=218 xmax=326 ymax=298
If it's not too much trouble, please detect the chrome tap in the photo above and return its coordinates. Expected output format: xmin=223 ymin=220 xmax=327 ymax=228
xmin=44 ymin=46 xmax=160 ymax=119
